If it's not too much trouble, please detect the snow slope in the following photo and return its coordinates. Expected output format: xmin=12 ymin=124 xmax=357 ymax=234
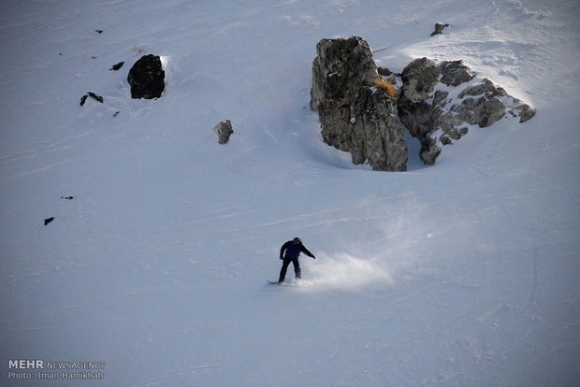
xmin=1 ymin=0 xmax=579 ymax=386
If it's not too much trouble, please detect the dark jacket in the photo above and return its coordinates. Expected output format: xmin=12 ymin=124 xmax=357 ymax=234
xmin=280 ymin=240 xmax=314 ymax=259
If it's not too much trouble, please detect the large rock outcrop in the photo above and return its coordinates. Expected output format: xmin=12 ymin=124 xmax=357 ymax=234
xmin=310 ymin=38 xmax=536 ymax=169
xmin=398 ymin=57 xmax=536 ymax=164
xmin=127 ymin=54 xmax=165 ymax=99
xmin=310 ymin=36 xmax=408 ymax=171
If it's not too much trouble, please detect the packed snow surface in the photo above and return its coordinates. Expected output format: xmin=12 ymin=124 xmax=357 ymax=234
xmin=1 ymin=0 xmax=579 ymax=386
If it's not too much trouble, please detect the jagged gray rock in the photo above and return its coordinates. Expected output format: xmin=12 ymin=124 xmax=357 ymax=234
xmin=127 ymin=54 xmax=165 ymax=99
xmin=214 ymin=120 xmax=233 ymax=144
xmin=398 ymin=57 xmax=536 ymax=165
xmin=310 ymin=36 xmax=408 ymax=171
xmin=431 ymin=22 xmax=450 ymax=36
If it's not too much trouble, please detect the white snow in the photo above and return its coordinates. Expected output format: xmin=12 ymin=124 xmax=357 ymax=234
xmin=1 ymin=0 xmax=579 ymax=386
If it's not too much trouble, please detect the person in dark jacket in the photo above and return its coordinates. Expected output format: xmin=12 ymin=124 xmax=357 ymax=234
xmin=278 ymin=237 xmax=315 ymax=283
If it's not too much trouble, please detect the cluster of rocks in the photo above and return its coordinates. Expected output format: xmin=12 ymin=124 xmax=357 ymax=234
xmin=127 ymin=55 xmax=233 ymax=144
xmin=397 ymin=57 xmax=536 ymax=164
xmin=83 ymin=35 xmax=535 ymax=161
xmin=309 ymin=36 xmax=536 ymax=170
xmin=80 ymin=50 xmax=233 ymax=143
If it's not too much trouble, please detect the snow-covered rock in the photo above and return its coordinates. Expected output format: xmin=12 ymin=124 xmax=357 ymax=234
xmin=398 ymin=57 xmax=536 ymax=164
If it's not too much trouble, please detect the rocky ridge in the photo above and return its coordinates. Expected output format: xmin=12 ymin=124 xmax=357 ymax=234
xmin=310 ymin=37 xmax=536 ymax=169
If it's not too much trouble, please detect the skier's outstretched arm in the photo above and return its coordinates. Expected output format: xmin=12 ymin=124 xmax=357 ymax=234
xmin=301 ymin=245 xmax=315 ymax=259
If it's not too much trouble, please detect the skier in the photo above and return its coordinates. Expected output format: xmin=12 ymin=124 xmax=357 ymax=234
xmin=278 ymin=237 xmax=315 ymax=283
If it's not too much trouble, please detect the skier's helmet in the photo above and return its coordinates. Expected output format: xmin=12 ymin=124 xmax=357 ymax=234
xmin=292 ymin=237 xmax=302 ymax=245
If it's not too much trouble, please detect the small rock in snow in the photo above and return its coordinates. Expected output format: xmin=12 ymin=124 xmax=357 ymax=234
xmin=431 ymin=22 xmax=450 ymax=36
xmin=109 ymin=61 xmax=125 ymax=71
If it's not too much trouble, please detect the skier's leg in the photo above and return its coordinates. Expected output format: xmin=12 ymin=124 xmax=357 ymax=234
xmin=279 ymin=258 xmax=291 ymax=282
xmin=293 ymin=257 xmax=301 ymax=279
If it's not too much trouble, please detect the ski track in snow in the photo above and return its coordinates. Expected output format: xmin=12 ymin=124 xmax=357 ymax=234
xmin=1 ymin=0 xmax=580 ymax=386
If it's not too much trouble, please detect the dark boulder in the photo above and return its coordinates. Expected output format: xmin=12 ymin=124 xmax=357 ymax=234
xmin=127 ymin=54 xmax=165 ymax=99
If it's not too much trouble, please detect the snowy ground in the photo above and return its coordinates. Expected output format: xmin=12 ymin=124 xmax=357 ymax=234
xmin=1 ymin=0 xmax=579 ymax=386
